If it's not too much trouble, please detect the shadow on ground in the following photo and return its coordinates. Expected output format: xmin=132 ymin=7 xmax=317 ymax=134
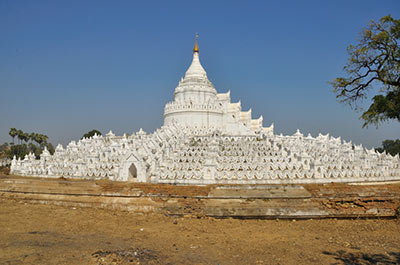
xmin=323 ymin=250 xmax=400 ymax=265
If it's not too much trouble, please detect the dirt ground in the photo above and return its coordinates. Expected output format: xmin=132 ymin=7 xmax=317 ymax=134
xmin=0 ymin=198 xmax=399 ymax=265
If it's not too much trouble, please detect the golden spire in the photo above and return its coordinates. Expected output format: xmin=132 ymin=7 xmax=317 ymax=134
xmin=193 ymin=33 xmax=199 ymax=53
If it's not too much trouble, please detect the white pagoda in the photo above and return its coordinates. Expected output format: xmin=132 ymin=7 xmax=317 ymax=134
xmin=11 ymin=37 xmax=400 ymax=184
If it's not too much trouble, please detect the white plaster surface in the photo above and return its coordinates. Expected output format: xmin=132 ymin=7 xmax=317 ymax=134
xmin=11 ymin=47 xmax=400 ymax=184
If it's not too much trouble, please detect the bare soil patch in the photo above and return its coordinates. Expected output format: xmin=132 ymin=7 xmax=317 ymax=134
xmin=0 ymin=166 xmax=10 ymax=176
xmin=1 ymin=198 xmax=399 ymax=265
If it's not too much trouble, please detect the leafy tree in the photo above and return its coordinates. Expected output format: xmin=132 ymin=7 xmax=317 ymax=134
xmin=8 ymin=128 xmax=17 ymax=144
xmin=375 ymin=139 xmax=400 ymax=156
xmin=4 ymin=128 xmax=54 ymax=159
xmin=31 ymin=133 xmax=40 ymax=146
xmin=29 ymin=133 xmax=36 ymax=144
xmin=45 ymin=142 xmax=55 ymax=155
xmin=331 ymin=15 xmax=400 ymax=127
xmin=16 ymin=130 xmax=24 ymax=144
xmin=0 ymin=143 xmax=9 ymax=154
xmin=82 ymin=129 xmax=102 ymax=139
xmin=7 ymin=144 xmax=28 ymax=159
xmin=28 ymin=143 xmax=40 ymax=158
xmin=41 ymin=134 xmax=48 ymax=144
xmin=35 ymin=133 xmax=44 ymax=145
xmin=23 ymin=132 xmax=30 ymax=144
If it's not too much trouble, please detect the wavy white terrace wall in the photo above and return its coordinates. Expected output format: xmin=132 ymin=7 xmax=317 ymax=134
xmin=10 ymin=124 xmax=400 ymax=184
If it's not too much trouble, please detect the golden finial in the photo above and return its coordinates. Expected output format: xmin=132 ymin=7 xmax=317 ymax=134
xmin=193 ymin=33 xmax=199 ymax=53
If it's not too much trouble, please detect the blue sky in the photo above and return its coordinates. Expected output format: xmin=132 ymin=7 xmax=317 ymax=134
xmin=0 ymin=0 xmax=399 ymax=148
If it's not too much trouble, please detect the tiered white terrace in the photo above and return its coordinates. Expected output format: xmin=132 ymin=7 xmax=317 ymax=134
xmin=11 ymin=38 xmax=400 ymax=184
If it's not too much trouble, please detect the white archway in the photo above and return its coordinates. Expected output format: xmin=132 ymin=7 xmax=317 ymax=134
xmin=118 ymin=153 xmax=147 ymax=182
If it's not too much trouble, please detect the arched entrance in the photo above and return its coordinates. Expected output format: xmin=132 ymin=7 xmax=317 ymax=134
xmin=118 ymin=153 xmax=147 ymax=182
xmin=128 ymin=163 xmax=137 ymax=179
